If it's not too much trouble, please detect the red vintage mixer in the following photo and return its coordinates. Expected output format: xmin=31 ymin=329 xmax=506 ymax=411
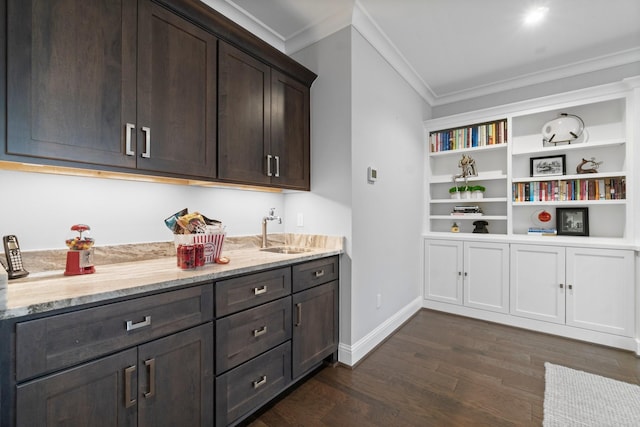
xmin=64 ymin=224 xmax=95 ymax=276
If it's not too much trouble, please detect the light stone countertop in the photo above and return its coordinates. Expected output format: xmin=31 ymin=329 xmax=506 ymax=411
xmin=0 ymin=234 xmax=343 ymax=320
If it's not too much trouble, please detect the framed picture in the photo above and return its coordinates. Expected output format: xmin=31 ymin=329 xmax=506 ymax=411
xmin=530 ymin=154 xmax=566 ymax=177
xmin=556 ymin=207 xmax=589 ymax=236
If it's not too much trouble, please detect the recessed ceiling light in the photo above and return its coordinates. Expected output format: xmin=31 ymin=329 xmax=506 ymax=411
xmin=524 ymin=6 xmax=549 ymax=26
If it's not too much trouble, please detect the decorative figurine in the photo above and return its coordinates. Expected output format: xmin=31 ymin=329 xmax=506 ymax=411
xmin=576 ymin=157 xmax=602 ymax=174
xmin=451 ymin=222 xmax=460 ymax=233
xmin=451 ymin=154 xmax=478 ymax=194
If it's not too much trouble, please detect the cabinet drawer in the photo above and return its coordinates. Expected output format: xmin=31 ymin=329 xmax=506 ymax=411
xmin=16 ymin=284 xmax=214 ymax=381
xmin=292 ymin=256 xmax=339 ymax=292
xmin=216 ymin=342 xmax=291 ymax=427
xmin=216 ymin=297 xmax=291 ymax=374
xmin=216 ymin=267 xmax=291 ymax=317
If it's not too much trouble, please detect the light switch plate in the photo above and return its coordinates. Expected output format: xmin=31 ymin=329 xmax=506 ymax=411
xmin=367 ymin=166 xmax=378 ymax=183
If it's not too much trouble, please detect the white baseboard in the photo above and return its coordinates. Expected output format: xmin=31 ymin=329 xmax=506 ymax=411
xmin=338 ymin=296 xmax=422 ymax=366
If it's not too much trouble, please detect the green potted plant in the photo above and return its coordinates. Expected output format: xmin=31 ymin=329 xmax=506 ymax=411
xmin=449 ymin=185 xmax=472 ymax=199
xmin=470 ymin=185 xmax=485 ymax=199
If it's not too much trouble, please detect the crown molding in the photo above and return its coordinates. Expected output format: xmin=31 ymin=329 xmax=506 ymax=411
xmin=203 ymin=1 xmax=640 ymax=108
xmin=200 ymin=0 xmax=285 ymax=52
xmin=431 ymin=47 xmax=640 ymax=106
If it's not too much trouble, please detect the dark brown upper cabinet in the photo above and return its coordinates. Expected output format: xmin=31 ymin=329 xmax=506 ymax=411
xmin=218 ymin=41 xmax=311 ymax=190
xmin=5 ymin=0 xmax=217 ymax=179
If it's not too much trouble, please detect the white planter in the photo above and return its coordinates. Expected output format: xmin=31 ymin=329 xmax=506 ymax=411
xmin=472 ymin=191 xmax=484 ymax=199
xmin=450 ymin=192 xmax=461 ymax=199
xmin=462 ymin=191 xmax=471 ymax=199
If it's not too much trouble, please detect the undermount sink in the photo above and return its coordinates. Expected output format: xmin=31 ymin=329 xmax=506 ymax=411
xmin=260 ymin=246 xmax=313 ymax=254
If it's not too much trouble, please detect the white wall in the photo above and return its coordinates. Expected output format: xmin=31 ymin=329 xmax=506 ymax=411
xmin=350 ymin=28 xmax=427 ymax=345
xmin=0 ymin=169 xmax=284 ymax=250
xmin=289 ymin=28 xmax=353 ymax=344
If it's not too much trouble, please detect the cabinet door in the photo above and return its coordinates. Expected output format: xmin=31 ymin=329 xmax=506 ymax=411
xmin=16 ymin=348 xmax=137 ymax=427
xmin=270 ymin=70 xmax=310 ymax=190
xmin=218 ymin=41 xmax=271 ymax=185
xmin=424 ymin=239 xmax=463 ymax=305
xmin=136 ymin=0 xmax=217 ymax=178
xmin=464 ymin=242 xmax=509 ymax=313
xmin=137 ymin=323 xmax=214 ymax=427
xmin=566 ymin=247 xmax=634 ymax=336
xmin=510 ymin=244 xmax=565 ymax=324
xmin=6 ymin=0 xmax=137 ymax=167
xmin=292 ymin=281 xmax=339 ymax=380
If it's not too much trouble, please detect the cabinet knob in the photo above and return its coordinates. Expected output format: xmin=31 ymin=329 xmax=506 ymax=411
xmin=568 ymin=284 xmax=573 ymax=290
xmin=559 ymin=283 xmax=564 ymax=289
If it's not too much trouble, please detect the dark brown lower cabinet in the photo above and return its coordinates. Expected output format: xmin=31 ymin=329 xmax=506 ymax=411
xmin=16 ymin=323 xmax=214 ymax=427
xmin=292 ymin=281 xmax=339 ymax=380
xmin=216 ymin=342 xmax=291 ymax=427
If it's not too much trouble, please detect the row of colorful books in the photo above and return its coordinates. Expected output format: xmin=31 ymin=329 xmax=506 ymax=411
xmin=527 ymin=228 xmax=557 ymax=236
xmin=512 ymin=177 xmax=626 ymax=202
xmin=429 ymin=120 xmax=507 ymax=153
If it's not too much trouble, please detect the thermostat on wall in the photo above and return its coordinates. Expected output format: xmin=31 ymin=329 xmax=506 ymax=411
xmin=367 ymin=166 xmax=378 ymax=183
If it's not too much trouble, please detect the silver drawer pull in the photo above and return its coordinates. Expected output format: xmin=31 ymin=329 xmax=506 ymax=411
xmin=252 ymin=375 xmax=267 ymax=389
xmin=253 ymin=285 xmax=268 ymax=295
xmin=314 ymin=270 xmax=325 ymax=278
xmin=253 ymin=326 xmax=268 ymax=337
xmin=126 ymin=315 xmax=151 ymax=331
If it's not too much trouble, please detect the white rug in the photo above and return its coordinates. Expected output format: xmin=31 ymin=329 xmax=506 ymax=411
xmin=544 ymin=362 xmax=640 ymax=426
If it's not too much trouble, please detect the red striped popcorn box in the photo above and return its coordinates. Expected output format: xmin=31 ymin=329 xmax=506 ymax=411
xmin=192 ymin=232 xmax=226 ymax=264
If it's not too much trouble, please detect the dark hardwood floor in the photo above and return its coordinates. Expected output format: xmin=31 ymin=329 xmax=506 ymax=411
xmin=248 ymin=309 xmax=640 ymax=426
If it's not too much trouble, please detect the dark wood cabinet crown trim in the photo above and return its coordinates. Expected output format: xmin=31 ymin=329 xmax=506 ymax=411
xmin=158 ymin=0 xmax=317 ymax=86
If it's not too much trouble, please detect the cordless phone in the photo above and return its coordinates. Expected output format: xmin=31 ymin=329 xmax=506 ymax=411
xmin=2 ymin=235 xmax=29 ymax=279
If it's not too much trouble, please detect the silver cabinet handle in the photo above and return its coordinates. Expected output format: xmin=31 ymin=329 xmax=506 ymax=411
xmin=252 ymin=375 xmax=267 ymax=389
xmin=274 ymin=156 xmax=280 ymax=177
xmin=126 ymin=315 xmax=151 ymax=331
xmin=253 ymin=326 xmax=267 ymax=337
xmin=141 ymin=126 xmax=151 ymax=158
xmin=559 ymin=283 xmax=564 ymax=288
xmin=314 ymin=270 xmax=325 ymax=278
xmin=144 ymin=358 xmax=155 ymax=398
xmin=295 ymin=303 xmax=302 ymax=326
xmin=253 ymin=285 xmax=268 ymax=295
xmin=266 ymin=154 xmax=273 ymax=177
xmin=125 ymin=123 xmax=135 ymax=156
xmin=124 ymin=365 xmax=137 ymax=408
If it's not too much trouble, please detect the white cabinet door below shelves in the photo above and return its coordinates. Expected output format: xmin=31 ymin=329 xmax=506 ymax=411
xmin=566 ymin=247 xmax=634 ymax=336
xmin=464 ymin=242 xmax=510 ymax=313
xmin=424 ymin=240 xmax=462 ymax=305
xmin=510 ymin=244 xmax=565 ymax=324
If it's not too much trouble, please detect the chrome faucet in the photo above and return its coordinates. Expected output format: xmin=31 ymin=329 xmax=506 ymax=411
xmin=261 ymin=208 xmax=282 ymax=248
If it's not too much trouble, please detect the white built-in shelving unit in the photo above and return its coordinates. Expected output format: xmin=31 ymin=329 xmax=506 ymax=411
xmin=422 ymin=77 xmax=640 ymax=354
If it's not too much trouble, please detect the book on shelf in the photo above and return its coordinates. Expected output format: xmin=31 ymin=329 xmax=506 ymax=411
xmin=429 ymin=119 xmax=507 ymax=152
xmin=450 ymin=213 xmax=484 ymax=217
xmin=527 ymin=228 xmax=557 ymax=236
xmin=513 ymin=177 xmax=625 ymax=202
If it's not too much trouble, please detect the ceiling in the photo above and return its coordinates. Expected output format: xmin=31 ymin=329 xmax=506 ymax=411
xmin=204 ymin=0 xmax=640 ymax=105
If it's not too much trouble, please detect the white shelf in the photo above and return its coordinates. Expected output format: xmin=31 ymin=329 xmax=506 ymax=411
xmin=431 ymin=197 xmax=508 ymax=204
xmin=512 ymin=199 xmax=626 ymax=207
xmin=511 ymin=137 xmax=625 ymax=156
xmin=431 ymin=171 xmax=507 ymax=184
xmin=430 ymin=215 xmax=508 ymax=221
xmin=428 ymin=143 xmax=507 ymax=158
xmin=512 ymin=172 xmax=627 ymax=183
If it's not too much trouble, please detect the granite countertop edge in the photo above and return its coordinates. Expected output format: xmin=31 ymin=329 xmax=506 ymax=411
xmin=0 ymin=234 xmax=343 ymax=320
